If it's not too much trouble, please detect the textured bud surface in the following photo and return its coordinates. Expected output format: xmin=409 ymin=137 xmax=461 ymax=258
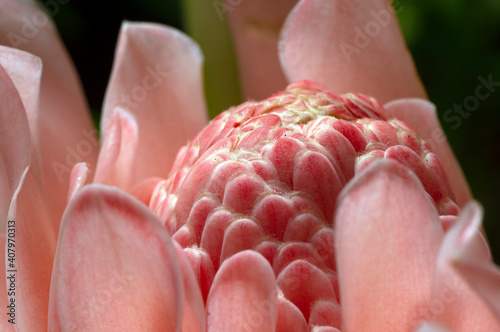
xmin=149 ymin=81 xmax=459 ymax=330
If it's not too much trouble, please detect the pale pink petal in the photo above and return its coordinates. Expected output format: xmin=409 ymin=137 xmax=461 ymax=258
xmin=94 ymin=107 xmax=138 ymax=190
xmin=279 ymin=0 xmax=426 ymax=103
xmin=431 ymin=202 xmax=500 ymax=331
xmin=226 ymin=0 xmax=297 ymax=99
xmin=67 ymin=162 xmax=89 ymax=202
xmin=0 ymin=61 xmax=31 ymax=227
xmin=335 ymin=159 xmax=444 ymax=331
xmin=8 ymin=170 xmax=56 ymax=331
xmin=385 ymin=98 xmax=471 ymax=207
xmin=48 ymin=185 xmax=183 ymax=331
xmin=414 ymin=322 xmax=455 ymax=332
xmin=0 ymin=0 xmax=98 ymax=225
xmin=0 ymin=61 xmax=33 ymax=331
xmin=206 ymin=250 xmax=278 ymax=331
xmin=102 ymin=22 xmax=208 ymax=187
xmin=173 ymin=243 xmax=206 ymax=332
xmin=0 ymin=46 xmax=41 ymax=147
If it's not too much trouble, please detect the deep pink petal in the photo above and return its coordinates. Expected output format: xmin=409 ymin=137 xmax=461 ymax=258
xmin=226 ymin=0 xmax=297 ymax=99
xmin=335 ymin=159 xmax=444 ymax=331
xmin=431 ymin=202 xmax=500 ymax=331
xmin=48 ymin=185 xmax=183 ymax=331
xmin=206 ymin=250 xmax=278 ymax=331
xmin=279 ymin=0 xmax=426 ymax=103
xmin=0 ymin=0 xmax=98 ymax=225
xmin=385 ymin=98 xmax=471 ymax=207
xmin=94 ymin=107 xmax=138 ymax=190
xmin=102 ymin=22 xmax=208 ymax=187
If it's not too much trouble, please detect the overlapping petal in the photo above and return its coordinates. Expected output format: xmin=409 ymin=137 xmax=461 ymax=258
xmin=335 ymin=159 xmax=444 ymax=331
xmin=102 ymin=22 xmax=208 ymax=187
xmin=279 ymin=0 xmax=426 ymax=103
xmin=48 ymin=185 xmax=185 ymax=331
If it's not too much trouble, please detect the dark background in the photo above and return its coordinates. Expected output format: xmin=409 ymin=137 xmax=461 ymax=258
xmin=37 ymin=0 xmax=500 ymax=261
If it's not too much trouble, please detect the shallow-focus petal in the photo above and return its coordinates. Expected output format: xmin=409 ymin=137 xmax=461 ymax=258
xmin=102 ymin=22 xmax=208 ymax=187
xmin=0 ymin=0 xmax=99 ymax=225
xmin=67 ymin=162 xmax=89 ymax=202
xmin=279 ymin=0 xmax=426 ymax=103
xmin=206 ymin=250 xmax=278 ymax=331
xmin=173 ymin=243 xmax=206 ymax=332
xmin=226 ymin=0 xmax=297 ymax=100
xmin=0 ymin=61 xmax=33 ymax=331
xmin=336 ymin=159 xmax=444 ymax=331
xmin=48 ymin=185 xmax=183 ymax=331
xmin=415 ymin=322 xmax=455 ymax=332
xmin=0 ymin=46 xmax=41 ymax=147
xmin=431 ymin=202 xmax=500 ymax=331
xmin=94 ymin=107 xmax=138 ymax=190
xmin=385 ymin=98 xmax=471 ymax=207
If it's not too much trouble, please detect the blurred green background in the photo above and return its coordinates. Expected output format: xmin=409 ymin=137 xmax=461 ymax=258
xmin=38 ymin=0 xmax=500 ymax=261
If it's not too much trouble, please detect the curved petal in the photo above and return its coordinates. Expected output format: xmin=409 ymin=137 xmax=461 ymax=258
xmin=279 ymin=0 xmax=426 ymax=103
xmin=432 ymin=202 xmax=500 ymax=331
xmin=48 ymin=185 xmax=184 ymax=331
xmin=206 ymin=250 xmax=278 ymax=331
xmin=67 ymin=162 xmax=89 ymax=202
xmin=335 ymin=159 xmax=444 ymax=331
xmin=102 ymin=22 xmax=208 ymax=187
xmin=0 ymin=46 xmax=41 ymax=149
xmin=384 ymin=98 xmax=472 ymax=207
xmin=226 ymin=0 xmax=297 ymax=99
xmin=0 ymin=61 xmax=33 ymax=331
xmin=173 ymin=243 xmax=206 ymax=332
xmin=94 ymin=107 xmax=138 ymax=190
xmin=0 ymin=0 xmax=98 ymax=225
xmin=414 ymin=322 xmax=455 ymax=332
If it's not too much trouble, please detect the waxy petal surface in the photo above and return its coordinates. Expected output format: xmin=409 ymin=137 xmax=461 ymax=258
xmin=336 ymin=159 xmax=444 ymax=331
xmin=102 ymin=22 xmax=208 ymax=187
xmin=280 ymin=0 xmax=426 ymax=103
xmin=49 ymin=185 xmax=184 ymax=331
xmin=206 ymin=250 xmax=278 ymax=331
xmin=94 ymin=108 xmax=138 ymax=190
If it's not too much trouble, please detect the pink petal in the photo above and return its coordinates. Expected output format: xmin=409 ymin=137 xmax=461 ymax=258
xmin=0 ymin=0 xmax=98 ymax=225
xmin=414 ymin=322 xmax=455 ymax=332
xmin=94 ymin=107 xmax=138 ymax=190
xmin=385 ymin=98 xmax=471 ymax=207
xmin=67 ymin=162 xmax=89 ymax=202
xmin=226 ymin=0 xmax=297 ymax=99
xmin=102 ymin=22 xmax=208 ymax=187
xmin=431 ymin=202 xmax=500 ymax=331
xmin=206 ymin=250 xmax=278 ymax=331
xmin=0 ymin=60 xmax=40 ymax=331
xmin=335 ymin=159 xmax=444 ymax=331
xmin=173 ymin=243 xmax=206 ymax=332
xmin=0 ymin=59 xmax=31 ymax=226
xmin=276 ymin=296 xmax=308 ymax=332
xmin=48 ymin=185 xmax=184 ymax=331
xmin=279 ymin=0 xmax=426 ymax=103
xmin=0 ymin=46 xmax=41 ymax=145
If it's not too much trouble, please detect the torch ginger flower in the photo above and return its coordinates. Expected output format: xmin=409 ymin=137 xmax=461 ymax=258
xmin=0 ymin=0 xmax=499 ymax=331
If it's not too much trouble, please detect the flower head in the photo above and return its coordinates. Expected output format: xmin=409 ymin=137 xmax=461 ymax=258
xmin=0 ymin=0 xmax=498 ymax=331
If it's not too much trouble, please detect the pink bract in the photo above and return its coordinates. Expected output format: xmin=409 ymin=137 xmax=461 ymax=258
xmin=0 ymin=0 xmax=498 ymax=331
